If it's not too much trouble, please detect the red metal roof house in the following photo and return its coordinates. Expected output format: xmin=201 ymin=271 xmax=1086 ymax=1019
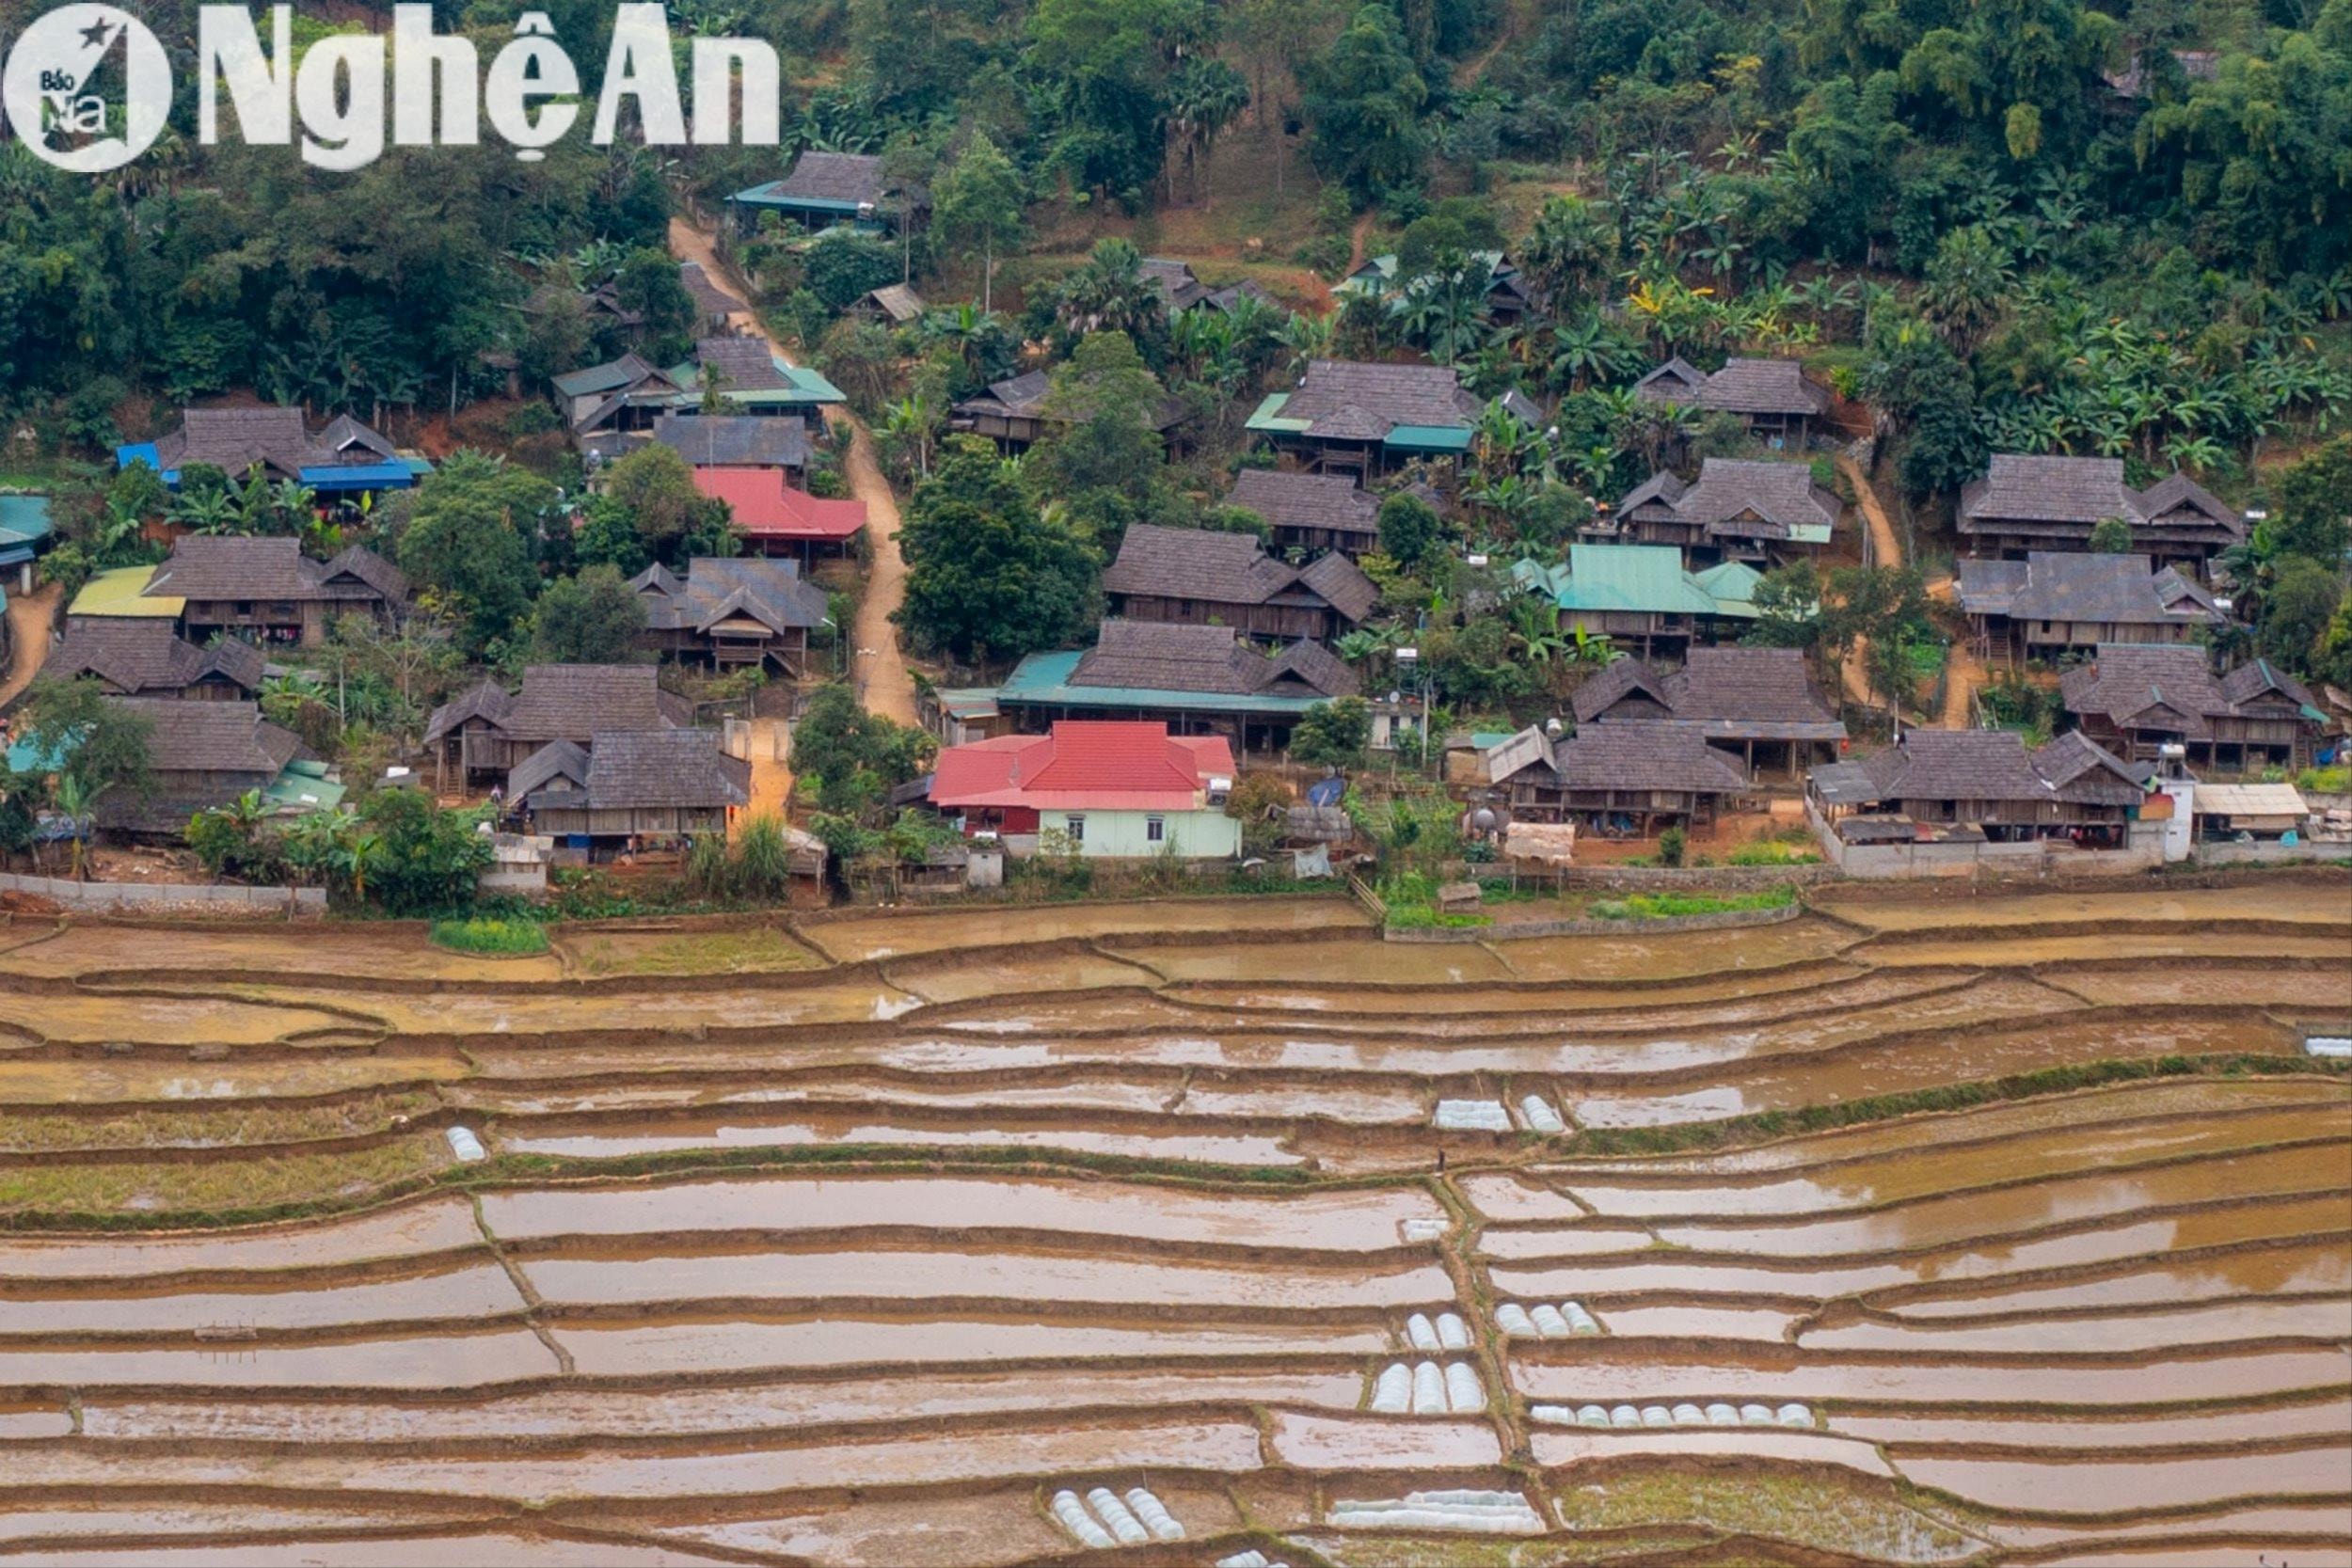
xmin=927 ymin=721 xmax=1242 ymax=859
xmin=691 ymin=467 xmax=867 ymax=562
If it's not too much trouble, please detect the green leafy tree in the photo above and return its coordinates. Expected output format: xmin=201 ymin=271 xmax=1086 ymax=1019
xmin=1299 ymin=6 xmax=1428 ymax=201
xmin=2259 ymin=558 xmax=2341 ymax=674
xmin=1293 ymin=696 xmax=1372 ymax=767
xmin=13 ymin=676 xmax=153 ymax=806
xmin=395 ymin=453 xmax=552 ymax=656
xmin=788 ymin=683 xmax=936 ymax=816
xmin=1033 ymin=331 xmax=1174 ymax=533
xmin=898 ymin=438 xmax=1103 ymax=663
xmin=604 ymin=443 xmax=730 ymax=565
xmin=529 ymin=565 xmax=648 ymax=664
xmin=1376 ymin=491 xmax=1445 ymax=569
xmin=614 ymin=247 xmax=698 ymax=363
xmin=352 ymin=789 xmax=494 ymax=915
xmin=931 ymin=133 xmax=1027 ymax=313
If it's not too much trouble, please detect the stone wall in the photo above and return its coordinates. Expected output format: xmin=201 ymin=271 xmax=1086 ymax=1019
xmin=0 ymin=871 xmax=325 ymax=913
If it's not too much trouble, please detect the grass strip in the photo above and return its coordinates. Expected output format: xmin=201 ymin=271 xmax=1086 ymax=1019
xmin=429 ymin=917 xmax=550 ymax=955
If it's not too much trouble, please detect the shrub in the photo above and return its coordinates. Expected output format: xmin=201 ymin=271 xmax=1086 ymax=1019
xmin=1658 ymin=825 xmax=1687 ymax=867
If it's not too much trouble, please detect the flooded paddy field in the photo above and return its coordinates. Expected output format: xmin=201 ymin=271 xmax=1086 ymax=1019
xmin=0 ymin=879 xmax=2345 ymax=1565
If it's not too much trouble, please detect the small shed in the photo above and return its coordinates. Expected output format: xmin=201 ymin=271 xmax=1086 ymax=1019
xmin=2192 ymin=782 xmax=2309 ymax=839
xmin=856 ymin=283 xmax=927 ymax=325
xmin=1501 ymin=820 xmax=1577 ymax=867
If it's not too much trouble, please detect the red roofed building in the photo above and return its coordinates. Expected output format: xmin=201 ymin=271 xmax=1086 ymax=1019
xmin=691 ymin=467 xmax=866 ymax=563
xmin=928 ymin=721 xmax=1241 ymax=859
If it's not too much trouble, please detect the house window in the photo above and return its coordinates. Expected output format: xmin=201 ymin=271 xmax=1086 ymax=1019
xmin=1065 ymin=816 xmax=1085 ymax=845
xmin=1146 ymin=816 xmax=1165 ymax=843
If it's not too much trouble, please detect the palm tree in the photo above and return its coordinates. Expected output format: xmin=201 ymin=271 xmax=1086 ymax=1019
xmin=50 ymin=775 xmax=99 ymax=882
xmin=1057 ymin=239 xmax=1164 ymax=341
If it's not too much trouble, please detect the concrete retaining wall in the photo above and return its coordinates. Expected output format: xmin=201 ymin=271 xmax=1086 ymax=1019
xmin=2189 ymin=840 xmax=2352 ymax=867
xmin=0 ymin=870 xmax=325 ymax=912
xmin=1530 ymin=863 xmax=1837 ymax=893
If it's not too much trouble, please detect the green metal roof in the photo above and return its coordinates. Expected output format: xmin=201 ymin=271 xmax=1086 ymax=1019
xmin=1245 ymin=392 xmax=1308 ymax=433
xmin=551 ymin=362 xmax=642 ymax=398
xmin=262 ymin=763 xmax=347 ymax=815
xmin=1516 ymin=544 xmax=1758 ymax=619
xmin=666 ymin=357 xmax=847 ymax=407
xmin=996 ymin=650 xmax=1329 ymax=716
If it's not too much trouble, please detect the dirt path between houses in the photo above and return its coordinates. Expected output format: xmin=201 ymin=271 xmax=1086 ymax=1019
xmin=666 ymin=216 xmax=921 ymax=729
xmin=0 ymin=579 xmax=61 ymax=711
xmin=1834 ymin=451 xmax=1986 ymax=728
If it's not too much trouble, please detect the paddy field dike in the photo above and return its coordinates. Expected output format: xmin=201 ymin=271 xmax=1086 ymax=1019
xmin=0 ymin=876 xmax=2347 ymax=1566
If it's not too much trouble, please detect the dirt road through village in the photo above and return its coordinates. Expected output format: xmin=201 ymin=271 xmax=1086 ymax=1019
xmin=666 ymin=217 xmax=920 ymax=727
xmin=0 ymin=579 xmax=61 ymax=710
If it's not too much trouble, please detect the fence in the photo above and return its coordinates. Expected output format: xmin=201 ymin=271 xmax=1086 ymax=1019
xmin=0 ymin=870 xmax=324 ymax=913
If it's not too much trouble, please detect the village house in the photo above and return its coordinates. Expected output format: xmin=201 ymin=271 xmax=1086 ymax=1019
xmin=2059 ymin=644 xmax=2323 ymax=770
xmin=630 ymin=557 xmax=832 ymax=676
xmin=1103 ymin=524 xmax=1377 ymax=643
xmin=928 ymin=721 xmax=1240 ymax=860
xmin=651 ymin=413 xmax=811 ymax=481
xmin=1955 ymin=551 xmax=2222 ymax=665
xmin=422 ymin=664 xmax=691 ymax=792
xmin=141 ymin=536 xmax=408 ymax=649
xmin=1221 ymin=468 xmax=1383 ymax=557
xmin=1248 ymin=359 xmax=1530 ymax=477
xmin=691 ymin=467 xmax=867 ymax=564
xmin=1807 ymin=728 xmax=2148 ymax=848
xmin=728 ymin=151 xmax=914 ymax=232
xmin=558 ymin=341 xmax=846 ymax=464
xmin=1634 ymin=356 xmax=1831 ymax=449
xmin=948 ymin=370 xmax=1189 ymax=453
xmin=1512 ymin=544 xmax=1760 ymax=657
xmin=1138 ymin=257 xmax=1274 ymax=316
xmin=989 ymin=619 xmax=1359 ymax=752
xmin=1482 ymin=722 xmax=1752 ymax=837
xmin=1610 ymin=458 xmax=1839 ymax=566
xmin=1573 ymin=647 xmax=1847 ymax=778
xmin=679 ymin=261 xmax=740 ymax=331
xmin=507 ymin=728 xmax=750 ymax=856
xmin=118 ymin=407 xmax=421 ymax=500
xmin=1957 ymin=455 xmax=2244 ymax=566
xmin=0 ymin=494 xmax=55 ymax=595
xmin=39 ymin=619 xmax=265 ymax=702
xmin=96 ymin=697 xmax=309 ymax=837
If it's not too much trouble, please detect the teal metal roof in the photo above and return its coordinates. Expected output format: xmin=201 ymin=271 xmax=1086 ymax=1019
xmin=262 ymin=761 xmax=347 ymax=814
xmin=552 ymin=362 xmax=641 ymax=398
xmin=1517 ymin=545 xmax=1757 ymax=618
xmin=666 ymin=356 xmax=846 ymax=407
xmin=997 ymin=650 xmax=1329 ymax=716
xmin=0 ymin=494 xmax=54 ymax=547
xmin=1384 ymin=424 xmax=1472 ymax=452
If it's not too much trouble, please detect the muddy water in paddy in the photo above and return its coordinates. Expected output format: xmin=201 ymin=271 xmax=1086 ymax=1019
xmin=498 ymin=1119 xmax=1308 ymax=1167
xmin=6 ymin=887 xmax=2346 ymax=1566
xmin=516 ymin=1247 xmax=1453 ymax=1310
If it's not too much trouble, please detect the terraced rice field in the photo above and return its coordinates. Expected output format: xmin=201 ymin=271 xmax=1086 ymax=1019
xmin=0 ymin=882 xmax=2346 ymax=1565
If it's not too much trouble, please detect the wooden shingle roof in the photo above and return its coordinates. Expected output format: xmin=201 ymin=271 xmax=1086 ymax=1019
xmin=1577 ymin=648 xmax=1843 ymax=740
xmin=580 ymin=729 xmax=752 ymax=811
xmin=1625 ymin=458 xmax=1838 ymax=540
xmin=1069 ymin=620 xmax=1359 ymax=699
xmin=771 ymin=150 xmax=887 ymax=206
xmin=651 ymin=413 xmax=811 ymax=469
xmin=1539 ymin=723 xmax=1751 ymax=793
xmin=108 ymin=697 xmax=304 ymax=774
xmin=1282 ymin=360 xmax=1481 ymax=433
xmin=1224 ymin=469 xmax=1381 ymax=538
xmin=40 ymin=620 xmax=264 ymax=696
xmin=1103 ymin=524 xmax=1375 ymax=626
